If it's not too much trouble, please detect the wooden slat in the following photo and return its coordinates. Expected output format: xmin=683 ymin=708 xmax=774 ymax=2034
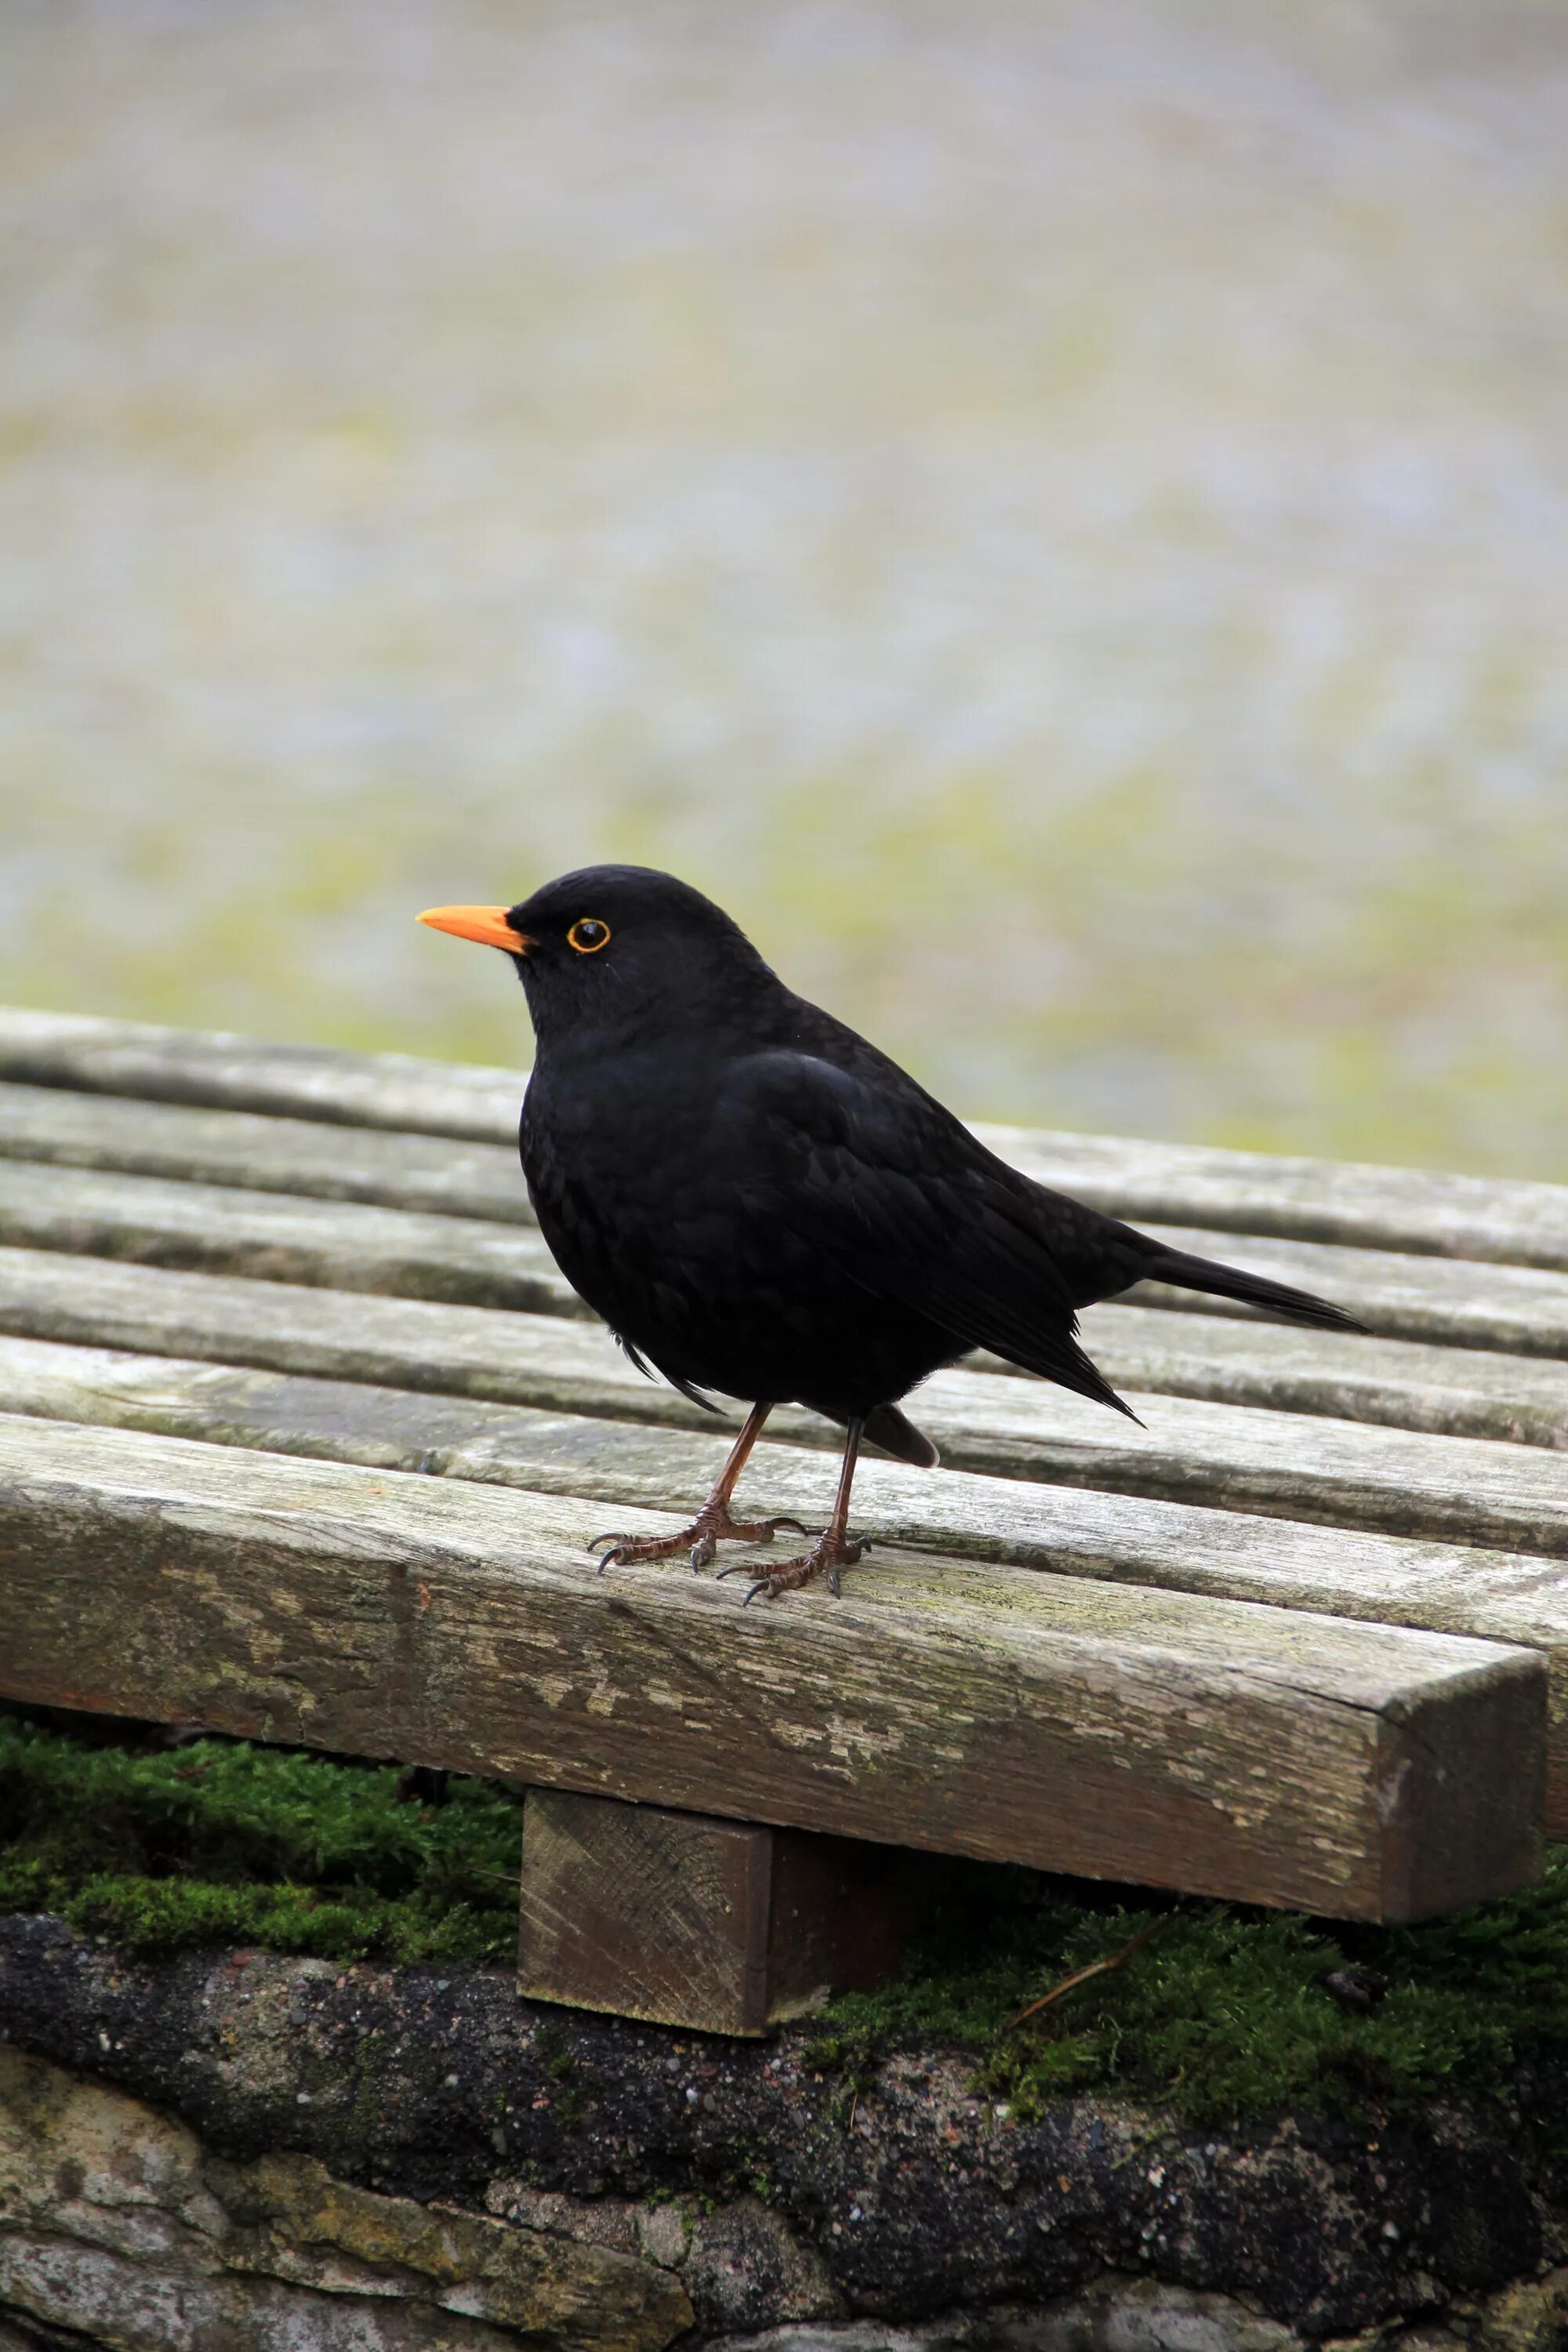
xmin=1129 ymin=1225 xmax=1568 ymax=1359
xmin=1 ymin=1160 xmax=1563 ymax=1447
xmin=0 ymin=1007 xmax=522 ymax=1138
xmin=1 ymin=1250 xmax=1564 ymax=1555
xmin=0 ymin=1160 xmax=583 ymax=1319
xmin=1073 ymin=1306 xmax=1568 ymax=1449
xmin=6 ymin=1120 xmax=1568 ymax=1365
xmin=991 ymin=1124 xmax=1568 ymax=1274
xmin=0 ymin=1410 xmax=1544 ymax=1921
xmin=6 ymin=1007 xmax=1566 ymax=1271
xmin=0 ymin=1080 xmax=532 ymax=1224
xmin=12 ymin=1331 xmax=1568 ymax=1829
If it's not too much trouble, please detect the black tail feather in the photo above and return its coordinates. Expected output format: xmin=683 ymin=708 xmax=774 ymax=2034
xmin=1135 ymin=1245 xmax=1368 ymax=1334
xmin=863 ymin=1404 xmax=942 ymax=1466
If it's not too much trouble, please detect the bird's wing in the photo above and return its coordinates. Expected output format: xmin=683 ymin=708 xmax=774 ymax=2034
xmin=713 ymin=1047 xmax=1135 ymax=1417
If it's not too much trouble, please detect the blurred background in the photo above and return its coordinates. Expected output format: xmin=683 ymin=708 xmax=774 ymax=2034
xmin=3 ymin=0 xmax=1566 ymax=1176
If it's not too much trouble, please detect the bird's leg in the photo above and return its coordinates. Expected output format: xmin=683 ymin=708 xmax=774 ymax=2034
xmin=719 ymin=1417 xmax=869 ymax=1604
xmin=589 ymin=1403 xmax=807 ymax=1573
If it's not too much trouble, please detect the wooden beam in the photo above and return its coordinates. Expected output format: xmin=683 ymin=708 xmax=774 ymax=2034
xmin=517 ymin=1790 xmax=913 ymax=2034
xmin=0 ymin=1160 xmax=583 ymax=1319
xmin=0 ymin=1412 xmax=1544 ymax=1921
xmin=2 ymin=1250 xmax=1565 ymax=1552
xmin=3 ymin=1152 xmax=1566 ymax=1442
xmin=5 ymin=1007 xmax=1566 ymax=1271
xmin=1126 ymin=1224 xmax=1568 ymax=1360
xmin=10 ymin=1333 xmax=1568 ymax=1828
xmin=6 ymin=1126 xmax=1568 ymax=1363
xmin=1073 ymin=1304 xmax=1568 ymax=1448
xmin=0 ymin=1080 xmax=531 ymax=1224
xmin=0 ymin=1007 xmax=523 ymax=1141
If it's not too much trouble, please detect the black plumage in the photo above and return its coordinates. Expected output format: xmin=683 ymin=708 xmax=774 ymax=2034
xmin=419 ymin=866 xmax=1363 ymax=1599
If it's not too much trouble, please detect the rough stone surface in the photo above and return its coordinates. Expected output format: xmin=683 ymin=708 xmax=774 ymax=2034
xmin=0 ymin=2042 xmax=689 ymax=2351
xmin=2 ymin=1918 xmax=1567 ymax=2349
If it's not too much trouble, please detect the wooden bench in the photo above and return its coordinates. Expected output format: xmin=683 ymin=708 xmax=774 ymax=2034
xmin=1 ymin=1006 xmax=1563 ymax=2033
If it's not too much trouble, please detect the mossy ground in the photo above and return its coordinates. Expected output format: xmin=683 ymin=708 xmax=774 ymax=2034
xmin=0 ymin=1708 xmax=521 ymax=1966
xmin=808 ymin=1853 xmax=1568 ymax=2126
xmin=7 ymin=1706 xmax=1568 ymax=2126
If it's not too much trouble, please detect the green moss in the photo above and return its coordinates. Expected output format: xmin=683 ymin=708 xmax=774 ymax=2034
xmin=804 ymin=1854 xmax=1568 ymax=2127
xmin=0 ymin=1712 xmax=521 ymax=1965
xmin=10 ymin=1711 xmax=1568 ymax=2127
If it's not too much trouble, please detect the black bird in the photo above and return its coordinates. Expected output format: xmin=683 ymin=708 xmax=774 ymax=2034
xmin=419 ymin=866 xmax=1363 ymax=1601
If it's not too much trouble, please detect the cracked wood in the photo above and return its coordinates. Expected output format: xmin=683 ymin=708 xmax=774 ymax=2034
xmin=0 ymin=1411 xmax=1544 ymax=1921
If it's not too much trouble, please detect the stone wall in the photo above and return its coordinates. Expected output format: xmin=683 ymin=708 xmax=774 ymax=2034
xmin=3 ymin=1918 xmax=1568 ymax=2352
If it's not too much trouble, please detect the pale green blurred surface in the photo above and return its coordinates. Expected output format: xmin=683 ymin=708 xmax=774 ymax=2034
xmin=3 ymin=0 xmax=1566 ymax=1175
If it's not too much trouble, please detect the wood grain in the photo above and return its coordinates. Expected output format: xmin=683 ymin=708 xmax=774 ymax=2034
xmin=1073 ymin=1305 xmax=1568 ymax=1449
xmin=2 ymin=1250 xmax=1564 ymax=1553
xmin=6 ymin=1138 xmax=1568 ymax=1377
xmin=12 ymin=1332 xmax=1568 ymax=1826
xmin=2 ymin=1154 xmax=1565 ymax=1446
xmin=0 ymin=1007 xmax=523 ymax=1140
xmin=517 ymin=1791 xmax=911 ymax=2034
xmin=0 ymin=1411 xmax=1544 ymax=1921
xmin=0 ymin=1080 xmax=531 ymax=1223
xmin=7 ymin=1074 xmax=1568 ymax=1362
xmin=6 ymin=1007 xmax=1566 ymax=1270
xmin=518 ymin=1790 xmax=777 ymax=2034
xmin=0 ymin=1160 xmax=583 ymax=1318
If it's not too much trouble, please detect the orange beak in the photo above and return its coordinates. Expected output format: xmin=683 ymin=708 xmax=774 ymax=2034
xmin=416 ymin=905 xmax=533 ymax=955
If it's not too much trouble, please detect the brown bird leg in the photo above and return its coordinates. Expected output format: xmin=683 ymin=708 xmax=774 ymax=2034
xmin=589 ymin=1402 xmax=806 ymax=1573
xmin=720 ymin=1417 xmax=869 ymax=1604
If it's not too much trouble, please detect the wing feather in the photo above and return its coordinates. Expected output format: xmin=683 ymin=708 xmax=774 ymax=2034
xmin=715 ymin=1047 xmax=1138 ymax=1419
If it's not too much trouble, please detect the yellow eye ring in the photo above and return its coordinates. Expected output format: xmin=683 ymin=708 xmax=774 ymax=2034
xmin=567 ymin=916 xmax=612 ymax=954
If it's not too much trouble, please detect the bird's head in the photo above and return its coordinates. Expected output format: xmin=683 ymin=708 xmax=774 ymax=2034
xmin=417 ymin=864 xmax=777 ymax=1044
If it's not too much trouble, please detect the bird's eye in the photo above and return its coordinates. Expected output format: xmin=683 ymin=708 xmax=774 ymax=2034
xmin=567 ymin=917 xmax=612 ymax=954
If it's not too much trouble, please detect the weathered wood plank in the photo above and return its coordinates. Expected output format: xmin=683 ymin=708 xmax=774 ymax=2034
xmin=1 ymin=1251 xmax=1565 ymax=1555
xmin=1073 ymin=1305 xmax=1568 ymax=1449
xmin=0 ymin=1411 xmax=1544 ymax=1920
xmin=0 ymin=1080 xmax=532 ymax=1223
xmin=0 ymin=1007 xmax=523 ymax=1138
xmin=2 ymin=1159 xmax=1564 ymax=1446
xmin=13 ymin=1331 xmax=1568 ymax=1828
xmin=0 ymin=1160 xmax=583 ymax=1319
xmin=6 ymin=1126 xmax=1568 ymax=1368
xmin=6 ymin=1007 xmax=1566 ymax=1271
xmin=516 ymin=1790 xmax=911 ymax=2034
xmin=1127 ymin=1225 xmax=1568 ymax=1360
xmin=996 ymin=1127 xmax=1568 ymax=1275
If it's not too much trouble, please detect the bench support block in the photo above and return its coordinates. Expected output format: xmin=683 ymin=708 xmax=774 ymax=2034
xmin=517 ymin=1787 xmax=913 ymax=2034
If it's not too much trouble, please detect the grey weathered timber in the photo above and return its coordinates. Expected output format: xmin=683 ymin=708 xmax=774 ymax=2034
xmin=517 ymin=1789 xmax=912 ymax=2034
xmin=1073 ymin=1305 xmax=1568 ymax=1449
xmin=0 ymin=1160 xmax=584 ymax=1318
xmin=0 ymin=1412 xmax=1544 ymax=1921
xmin=13 ymin=1332 xmax=1568 ymax=1827
xmin=0 ymin=1007 xmax=524 ymax=1140
xmin=10 ymin=1070 xmax=1568 ymax=1364
xmin=1127 ymin=1224 xmax=1568 ymax=1359
xmin=992 ymin=1123 xmax=1568 ymax=1273
xmin=9 ymin=1131 xmax=1568 ymax=1370
xmin=3 ymin=1250 xmax=1565 ymax=1553
xmin=0 ymin=1080 xmax=532 ymax=1223
xmin=2 ymin=1160 xmax=1566 ymax=1446
xmin=6 ymin=1006 xmax=1567 ymax=1270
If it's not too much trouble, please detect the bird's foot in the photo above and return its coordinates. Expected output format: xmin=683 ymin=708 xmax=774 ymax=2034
xmin=590 ymin=1503 xmax=808 ymax=1575
xmin=718 ymin=1526 xmax=870 ymax=1604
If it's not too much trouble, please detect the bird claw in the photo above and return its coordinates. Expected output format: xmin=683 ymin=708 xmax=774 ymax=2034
xmin=731 ymin=1530 xmax=867 ymax=1603
xmin=589 ymin=1512 xmax=811 ymax=1577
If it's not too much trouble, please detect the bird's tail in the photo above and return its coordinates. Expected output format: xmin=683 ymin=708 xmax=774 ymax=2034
xmin=862 ymin=1403 xmax=941 ymax=1467
xmin=1134 ymin=1243 xmax=1367 ymax=1334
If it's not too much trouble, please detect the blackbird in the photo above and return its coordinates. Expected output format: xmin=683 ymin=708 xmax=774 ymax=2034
xmin=419 ymin=866 xmax=1363 ymax=1601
